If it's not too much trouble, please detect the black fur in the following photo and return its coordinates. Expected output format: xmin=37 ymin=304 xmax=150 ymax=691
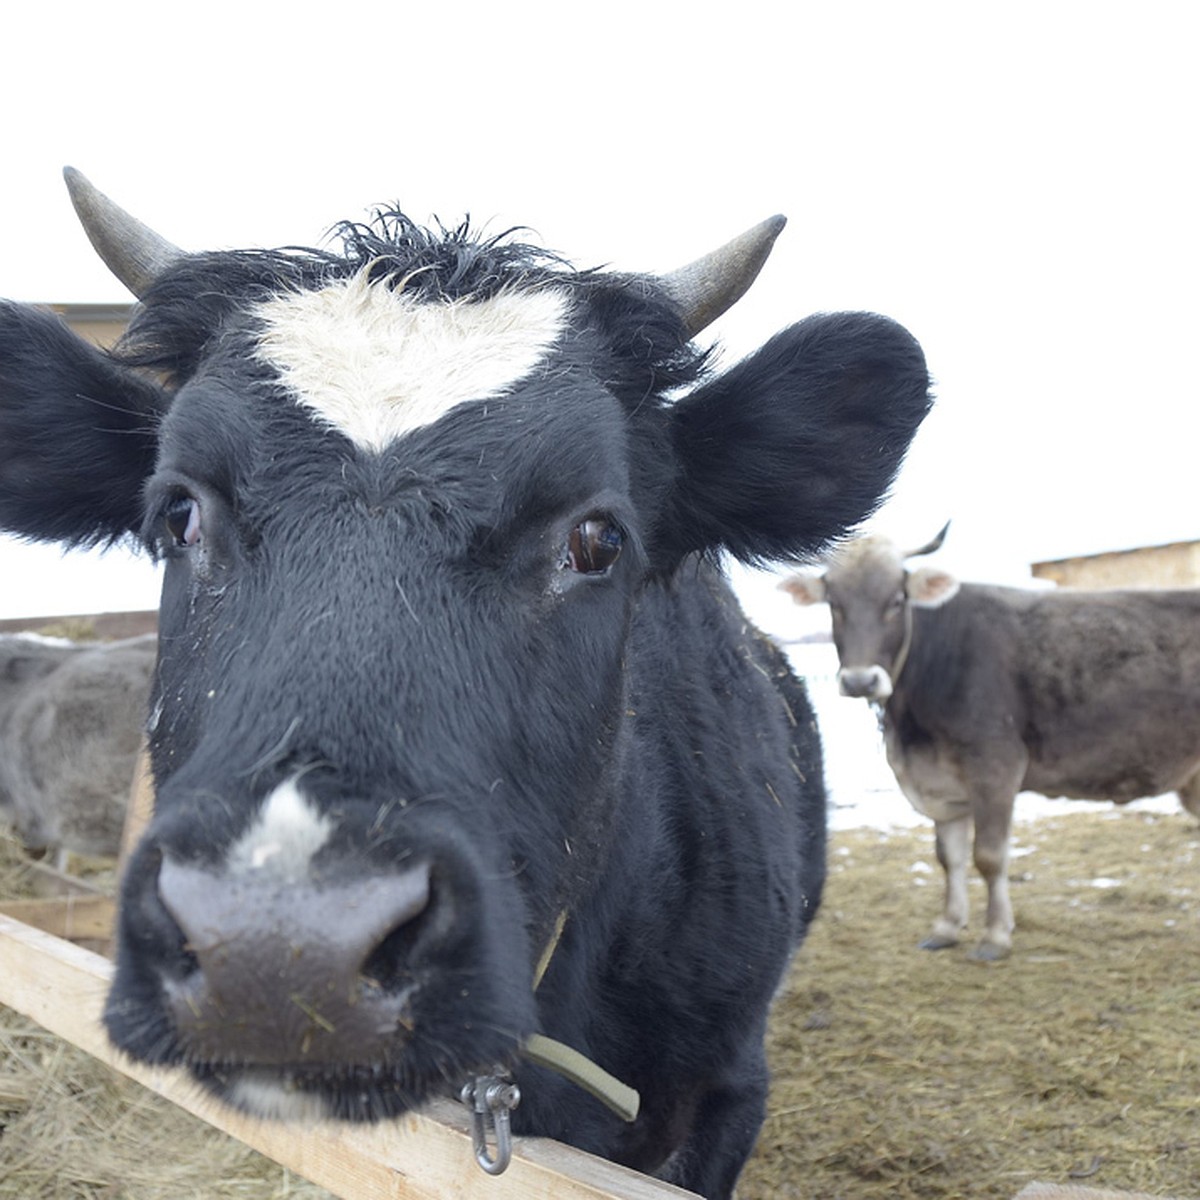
xmin=0 ymin=208 xmax=931 ymax=1198
xmin=666 ymin=311 xmax=931 ymax=565
xmin=0 ymin=303 xmax=166 ymax=545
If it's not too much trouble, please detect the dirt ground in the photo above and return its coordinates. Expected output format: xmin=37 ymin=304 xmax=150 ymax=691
xmin=742 ymin=808 xmax=1199 ymax=1200
xmin=1 ymin=807 xmax=1197 ymax=1199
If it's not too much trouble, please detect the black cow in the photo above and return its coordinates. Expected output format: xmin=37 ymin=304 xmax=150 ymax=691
xmin=782 ymin=527 xmax=1200 ymax=962
xmin=0 ymin=634 xmax=155 ymax=857
xmin=0 ymin=169 xmax=931 ymax=1197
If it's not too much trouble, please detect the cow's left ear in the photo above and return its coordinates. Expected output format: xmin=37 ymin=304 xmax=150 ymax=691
xmin=0 ymin=302 xmax=168 ymax=546
xmin=907 ymin=566 xmax=959 ymax=607
xmin=778 ymin=573 xmax=826 ymax=605
xmin=661 ymin=312 xmax=931 ymax=564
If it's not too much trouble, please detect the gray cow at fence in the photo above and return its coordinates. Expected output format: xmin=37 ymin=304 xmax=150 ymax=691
xmin=781 ymin=526 xmax=1200 ymax=960
xmin=0 ymin=634 xmax=156 ymax=858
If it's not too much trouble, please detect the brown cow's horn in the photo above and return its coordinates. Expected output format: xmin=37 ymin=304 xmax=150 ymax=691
xmin=904 ymin=521 xmax=951 ymax=560
xmin=63 ymin=167 xmax=184 ymax=298
xmin=659 ymin=215 xmax=787 ymax=338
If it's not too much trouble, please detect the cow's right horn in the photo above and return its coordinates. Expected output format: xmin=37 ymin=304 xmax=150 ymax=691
xmin=659 ymin=215 xmax=787 ymax=338
xmin=905 ymin=521 xmax=951 ymax=560
xmin=63 ymin=167 xmax=184 ymax=299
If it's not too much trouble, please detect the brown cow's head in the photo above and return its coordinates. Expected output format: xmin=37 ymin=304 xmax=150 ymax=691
xmin=781 ymin=524 xmax=958 ymax=701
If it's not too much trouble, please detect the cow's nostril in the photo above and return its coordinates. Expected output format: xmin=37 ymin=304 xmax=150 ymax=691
xmin=361 ymin=873 xmax=443 ymax=990
xmin=361 ymin=910 xmax=419 ymax=990
xmin=120 ymin=845 xmax=199 ymax=982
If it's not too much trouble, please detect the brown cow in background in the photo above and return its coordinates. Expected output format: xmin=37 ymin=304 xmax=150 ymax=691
xmin=782 ymin=526 xmax=1200 ymax=960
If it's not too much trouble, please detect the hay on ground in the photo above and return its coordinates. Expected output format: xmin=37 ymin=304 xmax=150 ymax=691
xmin=2 ymin=812 xmax=1197 ymax=1198
xmin=741 ymin=809 xmax=1198 ymax=1200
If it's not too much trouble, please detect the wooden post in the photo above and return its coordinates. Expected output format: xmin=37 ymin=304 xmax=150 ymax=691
xmin=0 ymin=913 xmax=697 ymax=1200
xmin=117 ymin=744 xmax=155 ymax=869
xmin=0 ymin=893 xmax=114 ymax=941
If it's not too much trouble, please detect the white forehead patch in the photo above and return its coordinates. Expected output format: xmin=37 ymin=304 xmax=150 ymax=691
xmin=254 ymin=271 xmax=569 ymax=452
xmin=226 ymin=779 xmax=332 ymax=883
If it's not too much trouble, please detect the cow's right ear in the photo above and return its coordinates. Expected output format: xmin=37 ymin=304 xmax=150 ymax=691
xmin=660 ymin=311 xmax=931 ymax=565
xmin=2 ymin=648 xmax=65 ymax=684
xmin=907 ymin=566 xmax=959 ymax=607
xmin=0 ymin=303 xmax=167 ymax=546
xmin=778 ymin=573 xmax=826 ymax=606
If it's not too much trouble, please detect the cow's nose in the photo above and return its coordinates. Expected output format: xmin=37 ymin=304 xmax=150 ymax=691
xmin=837 ymin=665 xmax=892 ymax=701
xmin=156 ymin=857 xmax=432 ymax=1065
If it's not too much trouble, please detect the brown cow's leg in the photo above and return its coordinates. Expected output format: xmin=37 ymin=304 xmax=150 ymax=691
xmin=969 ymin=789 xmax=1016 ymax=961
xmin=921 ymin=815 xmax=970 ymax=950
xmin=1178 ymin=770 xmax=1200 ymax=819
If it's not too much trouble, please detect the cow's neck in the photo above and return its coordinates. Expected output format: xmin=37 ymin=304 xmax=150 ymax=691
xmin=890 ymin=600 xmax=917 ymax=690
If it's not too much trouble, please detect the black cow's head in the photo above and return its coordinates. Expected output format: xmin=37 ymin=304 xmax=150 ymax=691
xmin=0 ymin=170 xmax=931 ymax=1123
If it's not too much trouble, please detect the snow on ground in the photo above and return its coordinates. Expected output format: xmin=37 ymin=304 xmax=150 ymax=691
xmin=787 ymin=642 xmax=1180 ymax=834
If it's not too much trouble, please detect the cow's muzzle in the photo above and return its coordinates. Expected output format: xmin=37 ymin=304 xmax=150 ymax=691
xmin=837 ymin=665 xmax=893 ymax=702
xmin=156 ymin=858 xmax=432 ymax=1065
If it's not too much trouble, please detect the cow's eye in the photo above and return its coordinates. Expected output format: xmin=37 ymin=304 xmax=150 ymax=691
xmin=566 ymin=518 xmax=623 ymax=575
xmin=164 ymin=495 xmax=202 ymax=548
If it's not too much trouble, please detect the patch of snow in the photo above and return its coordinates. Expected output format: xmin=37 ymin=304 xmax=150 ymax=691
xmin=0 ymin=631 xmax=76 ymax=647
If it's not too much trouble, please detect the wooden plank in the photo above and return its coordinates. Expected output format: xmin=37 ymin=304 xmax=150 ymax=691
xmin=19 ymin=857 xmax=111 ymax=898
xmin=117 ymin=744 xmax=155 ymax=871
xmin=1015 ymin=1186 xmax=1190 ymax=1200
xmin=0 ymin=893 xmax=115 ymax=941
xmin=0 ymin=913 xmax=696 ymax=1200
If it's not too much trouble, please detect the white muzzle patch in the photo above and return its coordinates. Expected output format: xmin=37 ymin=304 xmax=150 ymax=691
xmin=226 ymin=779 xmax=333 ymax=883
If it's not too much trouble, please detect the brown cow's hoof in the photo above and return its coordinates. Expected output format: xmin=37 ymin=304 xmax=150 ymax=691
xmin=966 ymin=941 xmax=1010 ymax=962
xmin=918 ymin=934 xmax=959 ymax=951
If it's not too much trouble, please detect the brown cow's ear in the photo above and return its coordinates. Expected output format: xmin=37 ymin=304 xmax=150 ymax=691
xmin=907 ymin=567 xmax=959 ymax=608
xmin=778 ymin=573 xmax=826 ymax=605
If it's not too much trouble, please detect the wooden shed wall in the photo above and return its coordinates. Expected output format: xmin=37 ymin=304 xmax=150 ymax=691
xmin=1030 ymin=540 xmax=1200 ymax=589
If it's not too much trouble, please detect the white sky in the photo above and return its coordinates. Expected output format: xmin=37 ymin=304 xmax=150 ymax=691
xmin=2 ymin=2 xmax=1196 ymax=628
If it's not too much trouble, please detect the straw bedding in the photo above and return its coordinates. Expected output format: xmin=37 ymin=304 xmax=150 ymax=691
xmin=2 ymin=807 xmax=1196 ymax=1199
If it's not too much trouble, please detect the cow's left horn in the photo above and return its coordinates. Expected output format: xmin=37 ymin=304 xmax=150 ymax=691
xmin=904 ymin=521 xmax=951 ymax=560
xmin=660 ymin=215 xmax=786 ymax=338
xmin=63 ymin=167 xmax=184 ymax=299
